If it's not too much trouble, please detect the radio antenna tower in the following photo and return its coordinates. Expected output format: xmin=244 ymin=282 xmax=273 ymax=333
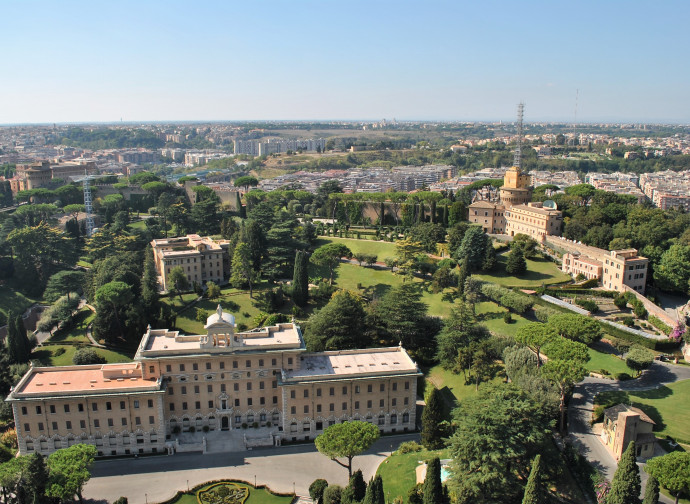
xmin=83 ymin=173 xmax=95 ymax=237
xmin=513 ymin=102 xmax=525 ymax=170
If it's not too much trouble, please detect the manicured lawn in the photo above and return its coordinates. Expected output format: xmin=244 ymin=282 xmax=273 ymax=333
xmin=474 ymin=254 xmax=571 ymax=287
xmin=32 ymin=344 xmax=133 ymax=366
xmin=169 ymin=481 xmax=292 ymax=504
xmin=0 ymin=286 xmax=37 ymax=320
xmin=127 ymin=219 xmax=148 ymax=231
xmin=595 ymin=379 xmax=690 ymax=444
xmin=47 ymin=308 xmax=94 ymax=344
xmin=316 ymin=236 xmax=398 ymax=261
xmin=426 ymin=364 xmax=504 ymax=420
xmin=376 ymin=447 xmax=450 ymax=503
xmin=475 ymin=301 xmax=531 ymax=338
xmin=584 ymin=347 xmax=632 ymax=376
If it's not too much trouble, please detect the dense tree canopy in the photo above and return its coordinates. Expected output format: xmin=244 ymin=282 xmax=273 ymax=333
xmin=315 ymin=421 xmax=380 ymax=478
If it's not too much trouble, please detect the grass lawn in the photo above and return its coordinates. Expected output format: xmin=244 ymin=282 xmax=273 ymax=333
xmin=316 ymin=236 xmax=398 ymax=261
xmin=169 ymin=482 xmax=292 ymax=504
xmin=584 ymin=347 xmax=632 ymax=376
xmin=426 ymin=364 xmax=504 ymax=420
xmin=376 ymin=447 xmax=450 ymax=503
xmin=475 ymin=301 xmax=531 ymax=338
xmin=474 ymin=254 xmax=571 ymax=288
xmin=47 ymin=308 xmax=94 ymax=344
xmin=32 ymin=344 xmax=133 ymax=366
xmin=0 ymin=286 xmax=38 ymax=320
xmin=127 ymin=219 xmax=148 ymax=231
xmin=594 ymin=379 xmax=690 ymax=444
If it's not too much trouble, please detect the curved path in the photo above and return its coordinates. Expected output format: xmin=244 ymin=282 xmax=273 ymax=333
xmin=568 ymin=361 xmax=690 ymax=503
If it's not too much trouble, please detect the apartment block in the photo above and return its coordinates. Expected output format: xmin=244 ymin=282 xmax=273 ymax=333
xmin=504 ymin=202 xmax=563 ymax=240
xmin=9 ymin=306 xmax=420 ymax=457
xmin=601 ymin=249 xmax=648 ymax=294
xmin=151 ymin=235 xmax=231 ymax=291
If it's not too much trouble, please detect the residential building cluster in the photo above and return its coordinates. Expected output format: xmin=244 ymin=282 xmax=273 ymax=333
xmin=182 ymin=150 xmax=234 ymax=167
xmin=7 ymin=160 xmax=98 ymax=193
xmin=233 ymin=138 xmax=326 ymax=156
xmin=8 ymin=306 xmax=420 ymax=457
xmin=258 ymin=165 xmax=457 ymax=194
xmin=528 ymin=170 xmax=581 ymax=188
xmin=639 ymin=170 xmax=690 ymax=211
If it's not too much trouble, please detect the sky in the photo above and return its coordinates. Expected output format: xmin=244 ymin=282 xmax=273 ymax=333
xmin=2 ymin=0 xmax=689 ymax=124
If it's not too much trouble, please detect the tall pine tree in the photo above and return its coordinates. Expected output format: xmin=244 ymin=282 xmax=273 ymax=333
xmin=522 ymin=454 xmax=544 ymax=504
xmin=423 ymin=457 xmax=442 ymax=504
xmin=363 ymin=476 xmax=385 ymax=504
xmin=421 ymin=388 xmax=444 ymax=449
xmin=506 ymin=248 xmax=527 ymax=276
xmin=15 ymin=315 xmax=32 ymax=363
xmin=457 ymin=257 xmax=469 ymax=298
xmin=642 ymin=476 xmax=659 ymax=504
xmin=606 ymin=441 xmax=641 ymax=504
xmin=292 ymin=250 xmax=309 ymax=307
xmin=5 ymin=310 xmax=18 ymax=364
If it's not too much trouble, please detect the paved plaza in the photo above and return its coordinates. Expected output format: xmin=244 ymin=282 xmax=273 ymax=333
xmin=84 ymin=433 xmax=418 ymax=504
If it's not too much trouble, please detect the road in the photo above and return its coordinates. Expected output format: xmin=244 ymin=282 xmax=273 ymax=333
xmin=83 ymin=432 xmax=419 ymax=504
xmin=568 ymin=361 xmax=690 ymax=503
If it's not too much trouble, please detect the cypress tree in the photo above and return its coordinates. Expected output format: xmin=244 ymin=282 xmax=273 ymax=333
xmin=292 ymin=250 xmax=309 ymax=307
xmin=422 ymin=457 xmax=442 ymax=504
xmin=442 ymin=204 xmax=448 ymax=227
xmin=363 ymin=476 xmax=385 ymax=504
xmin=350 ymin=469 xmax=367 ymax=502
xmin=15 ymin=314 xmax=32 ymax=363
xmin=421 ymin=388 xmax=444 ymax=449
xmin=234 ymin=191 xmax=242 ymax=215
xmin=642 ymin=476 xmax=659 ymax=504
xmin=5 ymin=310 xmax=18 ymax=364
xmin=506 ymin=248 xmax=527 ymax=276
xmin=379 ymin=202 xmax=385 ymax=226
xmin=522 ymin=454 xmax=544 ymax=504
xmin=457 ymin=257 xmax=469 ymax=297
xmin=430 ymin=200 xmax=436 ymax=224
xmin=25 ymin=452 xmax=49 ymax=504
xmin=606 ymin=441 xmax=641 ymax=504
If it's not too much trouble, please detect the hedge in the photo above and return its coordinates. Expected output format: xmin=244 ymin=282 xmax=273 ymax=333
xmin=601 ymin=323 xmax=679 ymax=352
xmin=480 ymin=283 xmax=534 ymax=314
xmin=648 ymin=315 xmax=671 ymax=335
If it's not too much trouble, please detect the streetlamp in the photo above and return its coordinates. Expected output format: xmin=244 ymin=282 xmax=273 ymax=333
xmin=293 ymin=482 xmax=295 ymax=495
xmin=254 ymin=475 xmax=256 ymax=488
xmin=187 ymin=480 xmax=189 ymax=492
xmin=145 ymin=494 xmax=148 ymax=504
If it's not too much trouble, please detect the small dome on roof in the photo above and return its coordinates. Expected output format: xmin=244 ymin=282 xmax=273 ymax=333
xmin=204 ymin=304 xmax=235 ymax=328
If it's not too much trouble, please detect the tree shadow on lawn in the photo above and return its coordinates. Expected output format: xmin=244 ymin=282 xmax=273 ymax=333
xmin=31 ymin=349 xmax=53 ymax=366
xmin=361 ymin=283 xmax=392 ymax=300
xmin=477 ymin=310 xmax=507 ymax=322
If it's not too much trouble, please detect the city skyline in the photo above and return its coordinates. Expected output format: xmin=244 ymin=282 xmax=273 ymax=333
xmin=2 ymin=0 xmax=689 ymax=124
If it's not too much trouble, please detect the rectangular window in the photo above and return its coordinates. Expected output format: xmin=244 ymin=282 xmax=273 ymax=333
xmin=316 ymin=388 xmax=322 ymax=397
xmin=194 ymin=385 xmax=200 ymax=394
xmin=259 ymin=359 xmax=264 ymax=367
xmin=392 ymin=398 xmax=397 ymax=407
xmin=367 ymin=384 xmax=372 ymax=393
xmin=21 ymin=406 xmax=27 ymax=415
xmin=317 ymin=404 xmax=322 ymax=413
xmin=235 ymin=399 xmax=240 ymax=407
xmin=273 ymin=396 xmax=278 ymax=404
xmin=208 ymin=400 xmax=214 ymax=408
xmin=181 ymin=386 xmax=187 ymax=394
xmin=367 ymin=400 xmax=372 ymax=408
xmin=108 ymin=418 xmax=114 ymax=427
xmin=342 ymin=402 xmax=347 ymax=411
xmin=330 ymin=403 xmax=335 ymax=412
xmin=66 ymin=421 xmax=72 ymax=430
xmin=291 ymin=406 xmax=296 ymax=414
xmin=36 ymin=406 xmax=42 ymax=414
xmin=220 ymin=361 xmax=225 ymax=369
xmin=106 ymin=402 xmax=112 ymax=410
xmin=329 ymin=387 xmax=335 ymax=396
xmin=122 ymin=418 xmax=127 ymax=426
xmin=247 ymin=398 xmax=253 ymax=407
xmin=149 ymin=416 xmax=155 ymax=425
xmin=380 ymin=399 xmax=384 ymax=407
xmin=93 ymin=419 xmax=100 ymax=428
xmin=206 ymin=362 xmax=211 ymax=370
xmin=166 ymin=364 xmax=172 ymax=372
xmin=120 ymin=401 xmax=126 ymax=409
xmin=80 ymin=419 xmax=86 ymax=429
xmin=342 ymin=386 xmax=347 ymax=395
xmin=195 ymin=401 xmax=201 ymax=410
xmin=193 ymin=363 xmax=198 ymax=371
xmin=234 ymin=383 xmax=239 ymax=391
xmin=288 ymin=357 xmax=293 ymax=365
xmin=135 ymin=417 xmax=141 ymax=425
xmin=272 ymin=381 xmax=277 ymax=389
xmin=404 ymin=381 xmax=409 ymax=390
xmin=290 ymin=390 xmax=296 ymax=399
xmin=392 ymin=382 xmax=397 ymax=391
xmin=304 ymin=405 xmax=309 ymax=414
xmin=246 ymin=360 xmax=251 ymax=368
xmin=260 ymin=381 xmax=265 ymax=390
xmin=355 ymin=385 xmax=360 ymax=394
xmin=179 ymin=364 xmax=185 ymax=372
xmin=170 ymin=404 xmax=175 ymax=411
xmin=233 ymin=361 xmax=238 ymax=369
xmin=221 ymin=384 xmax=226 ymax=392
xmin=149 ymin=365 xmax=155 ymax=374
xmin=304 ymin=390 xmax=309 ymax=398
xmin=247 ymin=383 xmax=252 ymax=391
xmin=182 ymin=402 xmax=188 ymax=410
xmin=355 ymin=401 xmax=360 ymax=410
xmin=271 ymin=358 xmax=277 ymax=366
xmin=38 ymin=422 xmax=44 ymax=431
xmin=168 ymin=387 xmax=174 ymax=395
xmin=50 ymin=405 xmax=56 ymax=414
xmin=380 ymin=384 xmax=385 ymax=392
xmin=133 ymin=400 xmax=140 ymax=409
xmin=208 ymin=385 xmax=213 ymax=393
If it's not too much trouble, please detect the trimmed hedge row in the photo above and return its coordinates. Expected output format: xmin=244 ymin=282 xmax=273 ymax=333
xmin=648 ymin=315 xmax=671 ymax=335
xmin=480 ymin=283 xmax=534 ymax=314
xmin=601 ymin=323 xmax=679 ymax=352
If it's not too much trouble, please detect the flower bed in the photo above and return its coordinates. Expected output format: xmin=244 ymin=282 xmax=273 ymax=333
xmin=197 ymin=483 xmax=249 ymax=504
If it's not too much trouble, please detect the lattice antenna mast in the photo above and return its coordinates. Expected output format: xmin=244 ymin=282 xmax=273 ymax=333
xmin=82 ymin=171 xmax=95 ymax=237
xmin=513 ymin=102 xmax=524 ymax=170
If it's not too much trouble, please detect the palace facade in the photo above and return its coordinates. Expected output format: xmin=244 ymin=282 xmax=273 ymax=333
xmin=7 ymin=306 xmax=421 ymax=457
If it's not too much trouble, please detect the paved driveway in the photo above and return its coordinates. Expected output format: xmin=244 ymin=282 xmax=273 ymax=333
xmin=568 ymin=361 xmax=690 ymax=503
xmin=84 ymin=433 xmax=418 ymax=504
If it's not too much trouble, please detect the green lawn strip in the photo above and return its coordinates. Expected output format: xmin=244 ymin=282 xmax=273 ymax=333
xmin=474 ymin=254 xmax=571 ymax=287
xmin=126 ymin=219 xmax=148 ymax=231
xmin=0 ymin=287 xmax=38 ymax=320
xmin=376 ymin=448 xmax=450 ymax=503
xmin=169 ymin=481 xmax=292 ymax=504
xmin=584 ymin=347 xmax=631 ymax=376
xmin=594 ymin=379 xmax=690 ymax=444
xmin=47 ymin=308 xmax=94 ymax=343
xmin=426 ymin=364 xmax=504 ymax=420
xmin=32 ymin=344 xmax=133 ymax=366
xmin=316 ymin=236 xmax=398 ymax=261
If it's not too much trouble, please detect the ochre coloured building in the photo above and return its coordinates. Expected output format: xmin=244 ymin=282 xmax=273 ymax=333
xmin=468 ymin=160 xmax=563 ymax=240
xmin=7 ymin=306 xmax=421 ymax=457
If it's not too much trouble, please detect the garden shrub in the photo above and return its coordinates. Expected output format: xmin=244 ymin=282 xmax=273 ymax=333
xmin=575 ymin=298 xmax=599 ymax=313
xmin=534 ymin=305 xmax=559 ymax=322
xmin=613 ymin=295 xmax=627 ymax=310
xmin=503 ymin=312 xmax=513 ymax=323
xmin=397 ymin=441 xmax=423 ymax=454
xmin=592 ymin=404 xmax=605 ymax=424
xmin=614 ymin=372 xmax=632 ymax=381
xmin=53 ymin=347 xmax=66 ymax=356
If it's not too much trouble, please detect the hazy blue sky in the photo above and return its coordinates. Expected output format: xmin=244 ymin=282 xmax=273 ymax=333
xmin=2 ymin=0 xmax=689 ymax=124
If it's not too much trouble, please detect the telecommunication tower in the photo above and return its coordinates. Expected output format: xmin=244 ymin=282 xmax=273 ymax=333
xmin=513 ymin=102 xmax=524 ymax=170
xmin=83 ymin=175 xmax=95 ymax=236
